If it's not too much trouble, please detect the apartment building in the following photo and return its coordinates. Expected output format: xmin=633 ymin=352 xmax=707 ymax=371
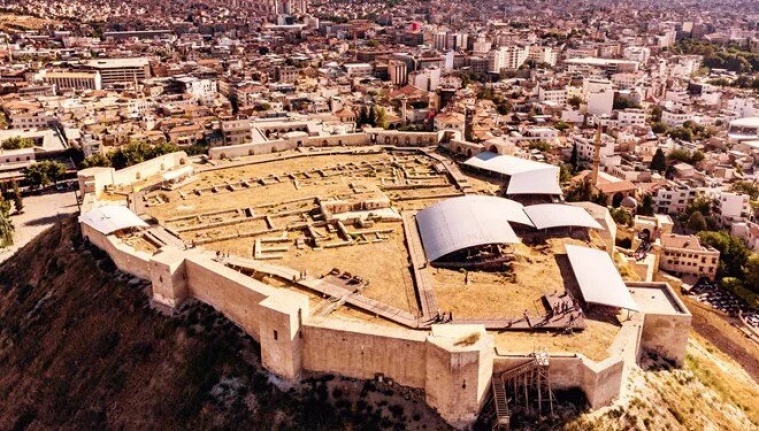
xmin=42 ymin=70 xmax=102 ymax=92
xmin=659 ymin=234 xmax=720 ymax=280
xmin=78 ymin=58 xmax=151 ymax=86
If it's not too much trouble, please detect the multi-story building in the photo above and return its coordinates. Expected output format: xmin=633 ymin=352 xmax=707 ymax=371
xmin=714 ymin=191 xmax=751 ymax=226
xmin=488 ymin=46 xmax=530 ymax=73
xmin=42 ymin=71 xmax=102 ymax=92
xmin=538 ymin=86 xmax=567 ymax=105
xmin=659 ymin=234 xmax=720 ymax=280
xmin=528 ymin=46 xmax=558 ymax=66
xmin=77 ymin=58 xmax=151 ymax=87
xmin=275 ymin=66 xmax=299 ymax=84
xmin=661 ymin=109 xmax=692 ymax=127
xmin=388 ymin=60 xmax=408 ymax=86
xmin=409 ymin=67 xmax=440 ymax=92
xmin=343 ymin=63 xmax=374 ymax=78
xmin=617 ymin=109 xmax=646 ymax=127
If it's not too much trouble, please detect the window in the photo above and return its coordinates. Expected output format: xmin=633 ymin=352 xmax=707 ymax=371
xmin=273 ymin=330 xmax=278 ymax=340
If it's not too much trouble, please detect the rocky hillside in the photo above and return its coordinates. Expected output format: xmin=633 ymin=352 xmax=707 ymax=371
xmin=1 ymin=217 xmax=757 ymax=431
xmin=0 ymin=217 xmax=451 ymax=431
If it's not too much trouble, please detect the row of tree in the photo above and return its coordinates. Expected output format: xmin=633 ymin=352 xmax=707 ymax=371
xmin=355 ymin=106 xmax=387 ymax=129
xmin=80 ymin=140 xmax=180 ymax=170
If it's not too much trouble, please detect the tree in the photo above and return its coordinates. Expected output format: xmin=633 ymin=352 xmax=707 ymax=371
xmin=649 ymin=105 xmax=663 ymax=123
xmin=357 ymin=106 xmax=368 ymax=127
xmin=698 ymin=231 xmax=750 ymax=279
xmin=687 ymin=212 xmax=707 ymax=233
xmin=0 ymin=195 xmax=13 ymax=247
xmin=1 ymin=136 xmax=35 ymax=150
xmin=569 ymin=143 xmax=579 ymax=172
xmin=610 ymin=208 xmax=633 ymax=227
xmin=638 ymin=193 xmax=655 ymax=216
xmin=11 ymin=180 xmax=22 ymax=214
xmin=374 ymin=107 xmax=386 ymax=129
xmin=567 ymin=95 xmax=582 ymax=109
xmin=667 ymin=127 xmax=693 ymax=142
xmin=651 ymin=122 xmax=667 ymax=134
xmin=23 ymin=161 xmax=67 ymax=189
xmin=650 ymin=148 xmax=667 ymax=173
xmin=80 ymin=153 xmax=112 ymax=169
xmin=730 ymin=181 xmax=759 ymax=200
xmin=554 ymin=121 xmax=570 ymax=132
xmin=685 ymin=197 xmax=713 ymax=217
xmin=744 ymin=254 xmax=759 ymax=294
xmin=367 ymin=106 xmax=377 ymax=127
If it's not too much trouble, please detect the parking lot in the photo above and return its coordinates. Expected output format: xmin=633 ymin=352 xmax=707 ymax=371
xmin=0 ymin=190 xmax=79 ymax=264
xmin=688 ymin=279 xmax=759 ymax=328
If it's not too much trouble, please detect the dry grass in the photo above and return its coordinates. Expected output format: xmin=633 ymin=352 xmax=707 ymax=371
xmin=492 ymin=319 xmax=620 ymax=362
xmin=563 ymin=334 xmax=759 ymax=430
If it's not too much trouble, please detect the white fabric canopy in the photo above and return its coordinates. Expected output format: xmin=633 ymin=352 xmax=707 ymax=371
xmin=416 ymin=196 xmax=523 ymax=262
xmin=79 ymin=205 xmax=148 ymax=235
xmin=464 ymin=152 xmax=562 ymax=195
xmin=565 ymin=245 xmax=639 ymax=311
xmin=524 ymin=204 xmax=604 ymax=230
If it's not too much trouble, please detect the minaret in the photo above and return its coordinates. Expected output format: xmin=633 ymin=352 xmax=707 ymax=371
xmin=591 ymin=121 xmax=602 ymax=186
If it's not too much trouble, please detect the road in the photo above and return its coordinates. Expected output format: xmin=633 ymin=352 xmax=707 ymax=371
xmin=0 ymin=190 xmax=79 ymax=264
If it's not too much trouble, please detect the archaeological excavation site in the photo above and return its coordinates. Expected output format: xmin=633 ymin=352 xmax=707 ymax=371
xmin=75 ymin=132 xmax=691 ymax=430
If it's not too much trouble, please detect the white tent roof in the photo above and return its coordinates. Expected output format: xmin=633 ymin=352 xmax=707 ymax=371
xmin=464 ymin=152 xmax=553 ymax=175
xmin=79 ymin=205 xmax=149 ymax=235
xmin=565 ymin=245 xmax=639 ymax=311
xmin=524 ymin=204 xmax=604 ymax=230
xmin=464 ymin=152 xmax=562 ymax=195
xmin=416 ymin=196 xmax=523 ymax=262
xmin=506 ymin=168 xmax=562 ymax=195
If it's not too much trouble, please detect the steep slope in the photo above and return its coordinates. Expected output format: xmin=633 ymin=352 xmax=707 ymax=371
xmin=0 ymin=217 xmax=451 ymax=431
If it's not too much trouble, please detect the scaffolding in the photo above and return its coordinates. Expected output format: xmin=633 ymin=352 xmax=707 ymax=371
xmin=489 ymin=349 xmax=555 ymax=430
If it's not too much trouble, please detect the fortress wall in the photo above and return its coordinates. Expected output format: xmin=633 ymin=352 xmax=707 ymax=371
xmin=301 ymin=318 xmax=428 ymax=389
xmin=640 ymin=313 xmax=691 ymax=366
xmin=208 ymin=139 xmax=298 ymax=160
xmin=184 ymin=255 xmax=280 ymax=342
xmin=81 ymin=224 xmax=152 ymax=280
xmin=582 ymin=356 xmax=625 ymax=408
xmin=493 ymin=353 xmax=624 ymax=409
xmin=376 ymin=131 xmax=438 ymax=147
xmin=113 ymin=152 xmax=188 ymax=186
xmin=493 ymin=355 xmax=586 ymax=390
xmin=305 ymin=133 xmax=370 ymax=147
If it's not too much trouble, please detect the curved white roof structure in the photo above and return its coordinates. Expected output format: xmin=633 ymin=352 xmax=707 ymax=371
xmin=464 ymin=152 xmax=562 ymax=195
xmin=524 ymin=204 xmax=604 ymax=230
xmin=506 ymin=168 xmax=562 ymax=195
xmin=416 ymin=196 xmax=524 ymax=262
xmin=79 ymin=205 xmax=148 ymax=235
xmin=565 ymin=245 xmax=639 ymax=311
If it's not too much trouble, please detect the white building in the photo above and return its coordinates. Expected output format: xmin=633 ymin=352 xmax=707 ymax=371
xmin=715 ymin=191 xmax=751 ymax=225
xmin=538 ymin=86 xmax=567 ymax=105
xmin=388 ymin=60 xmax=408 ymax=86
xmin=409 ymin=67 xmax=441 ymax=92
xmin=661 ymin=109 xmax=692 ymax=127
xmin=488 ymin=46 xmax=530 ymax=72
xmin=585 ymin=79 xmax=614 ymax=116
xmin=528 ymin=46 xmax=558 ymax=66
xmin=617 ymin=109 xmax=646 ymax=127
xmin=343 ymin=63 xmax=373 ymax=78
